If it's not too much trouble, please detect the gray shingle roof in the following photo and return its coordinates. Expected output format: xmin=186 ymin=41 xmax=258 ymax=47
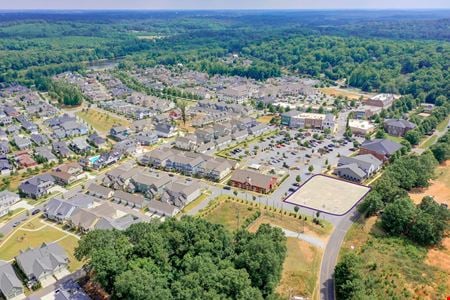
xmin=16 ymin=243 xmax=68 ymax=280
xmin=0 ymin=261 xmax=23 ymax=299
xmin=361 ymin=139 xmax=402 ymax=156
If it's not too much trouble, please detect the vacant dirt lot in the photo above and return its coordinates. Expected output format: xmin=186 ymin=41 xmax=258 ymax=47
xmin=276 ymin=238 xmax=322 ymax=299
xmin=409 ymin=161 xmax=450 ymax=205
xmin=320 ymin=87 xmax=373 ymax=100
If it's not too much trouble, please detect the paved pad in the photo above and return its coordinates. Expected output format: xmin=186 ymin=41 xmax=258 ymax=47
xmin=284 ymin=175 xmax=370 ymax=215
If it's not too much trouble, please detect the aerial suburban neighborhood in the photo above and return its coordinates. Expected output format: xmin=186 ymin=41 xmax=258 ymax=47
xmin=0 ymin=6 xmax=449 ymax=300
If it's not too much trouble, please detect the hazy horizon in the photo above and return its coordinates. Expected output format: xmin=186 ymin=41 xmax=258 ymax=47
xmin=1 ymin=0 xmax=449 ymax=10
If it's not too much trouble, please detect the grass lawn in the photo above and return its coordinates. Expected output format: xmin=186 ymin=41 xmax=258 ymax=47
xmin=386 ymin=134 xmax=404 ymax=144
xmin=58 ymin=235 xmax=83 ymax=271
xmin=276 ymin=238 xmax=322 ymax=299
xmin=0 ymin=217 xmax=82 ymax=271
xmin=180 ymin=191 xmax=210 ymax=215
xmin=0 ymin=225 xmax=67 ymax=261
xmin=420 ymin=135 xmax=438 ymax=149
xmin=249 ymin=211 xmax=332 ymax=238
xmin=203 ymin=199 xmax=257 ymax=231
xmin=436 ymin=115 xmax=450 ymax=132
xmin=257 ymin=115 xmax=275 ymax=124
xmin=340 ymin=216 xmax=448 ymax=299
xmin=77 ymin=108 xmax=130 ymax=134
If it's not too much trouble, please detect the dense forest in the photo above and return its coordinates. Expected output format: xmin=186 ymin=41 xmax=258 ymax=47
xmin=0 ymin=10 xmax=449 ymax=104
xmin=75 ymin=217 xmax=286 ymax=300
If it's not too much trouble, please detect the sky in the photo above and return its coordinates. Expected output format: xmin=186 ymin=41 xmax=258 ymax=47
xmin=0 ymin=0 xmax=449 ymax=10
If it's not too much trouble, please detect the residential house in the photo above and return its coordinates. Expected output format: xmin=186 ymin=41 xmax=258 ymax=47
xmin=113 ymin=190 xmax=148 ymax=209
xmin=0 ymin=191 xmax=20 ymax=218
xmin=113 ymin=139 xmax=140 ymax=156
xmin=69 ymin=137 xmax=91 ymax=154
xmin=109 ymin=126 xmax=129 ymax=142
xmin=175 ymin=135 xmax=198 ymax=151
xmin=248 ymin=123 xmax=270 ymax=136
xmin=231 ymin=129 xmax=249 ymax=142
xmin=0 ymin=157 xmax=12 ymax=176
xmin=15 ymin=151 xmax=37 ymax=168
xmin=0 ymin=262 xmax=24 ymax=300
xmin=34 ymin=147 xmax=58 ymax=164
xmin=94 ymin=214 xmax=140 ymax=231
xmin=135 ymin=131 xmax=158 ymax=146
xmin=87 ymin=133 xmax=107 ymax=149
xmin=148 ymin=199 xmax=179 ymax=217
xmin=44 ymin=198 xmax=77 ymax=223
xmin=15 ymin=243 xmax=69 ymax=285
xmin=68 ymin=208 xmax=99 ymax=232
xmin=31 ymin=133 xmax=50 ymax=146
xmin=102 ymin=166 xmax=140 ymax=190
xmin=86 ymin=183 xmax=114 ymax=199
xmin=129 ymin=172 xmax=172 ymax=199
xmin=19 ymin=174 xmax=55 ymax=199
xmin=50 ymin=162 xmax=84 ymax=186
xmin=197 ymin=159 xmax=232 ymax=181
xmin=0 ymin=141 xmax=9 ymax=155
xmin=155 ymin=123 xmax=177 ymax=138
xmin=359 ymin=139 xmax=402 ymax=162
xmin=13 ymin=135 xmax=32 ymax=150
xmin=52 ymin=142 xmax=73 ymax=158
xmin=161 ymin=180 xmax=202 ymax=208
xmin=141 ymin=148 xmax=173 ymax=167
xmin=229 ymin=169 xmax=277 ymax=194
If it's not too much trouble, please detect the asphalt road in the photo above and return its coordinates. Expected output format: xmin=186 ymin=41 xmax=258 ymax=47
xmin=319 ymin=207 xmax=361 ymax=300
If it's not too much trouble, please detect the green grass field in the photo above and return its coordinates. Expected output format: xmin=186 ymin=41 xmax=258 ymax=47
xmin=436 ymin=116 xmax=450 ymax=132
xmin=0 ymin=218 xmax=82 ymax=271
xmin=77 ymin=108 xmax=130 ymax=134
xmin=420 ymin=135 xmax=438 ymax=149
xmin=203 ymin=199 xmax=256 ymax=231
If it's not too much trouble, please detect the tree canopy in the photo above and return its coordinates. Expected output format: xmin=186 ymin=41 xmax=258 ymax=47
xmin=75 ymin=217 xmax=287 ymax=300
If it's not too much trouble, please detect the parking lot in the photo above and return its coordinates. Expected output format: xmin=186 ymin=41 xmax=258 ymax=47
xmin=244 ymin=128 xmax=362 ymax=173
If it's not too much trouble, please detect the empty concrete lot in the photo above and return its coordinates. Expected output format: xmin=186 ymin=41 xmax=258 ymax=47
xmin=284 ymin=175 xmax=370 ymax=215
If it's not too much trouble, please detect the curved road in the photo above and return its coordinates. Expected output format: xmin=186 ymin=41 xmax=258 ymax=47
xmin=319 ymin=207 xmax=361 ymax=300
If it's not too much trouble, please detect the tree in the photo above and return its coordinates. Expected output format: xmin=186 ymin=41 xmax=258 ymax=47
xmin=358 ymin=191 xmax=384 ymax=216
xmin=76 ymin=218 xmax=284 ymax=299
xmin=335 ymin=253 xmax=364 ymax=300
xmin=295 ymin=175 xmax=301 ymax=183
xmin=308 ymin=165 xmax=314 ymax=173
xmin=176 ymin=99 xmax=188 ymax=125
xmin=234 ymin=225 xmax=286 ymax=297
xmin=381 ymin=198 xmax=416 ymax=236
xmin=404 ymin=130 xmax=422 ymax=145
xmin=375 ymin=129 xmax=386 ymax=139
xmin=431 ymin=142 xmax=450 ymax=163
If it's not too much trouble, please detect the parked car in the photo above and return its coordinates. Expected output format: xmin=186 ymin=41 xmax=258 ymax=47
xmin=31 ymin=209 xmax=41 ymax=215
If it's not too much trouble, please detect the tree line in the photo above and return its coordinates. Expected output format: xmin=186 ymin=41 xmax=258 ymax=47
xmin=75 ymin=217 xmax=287 ymax=300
